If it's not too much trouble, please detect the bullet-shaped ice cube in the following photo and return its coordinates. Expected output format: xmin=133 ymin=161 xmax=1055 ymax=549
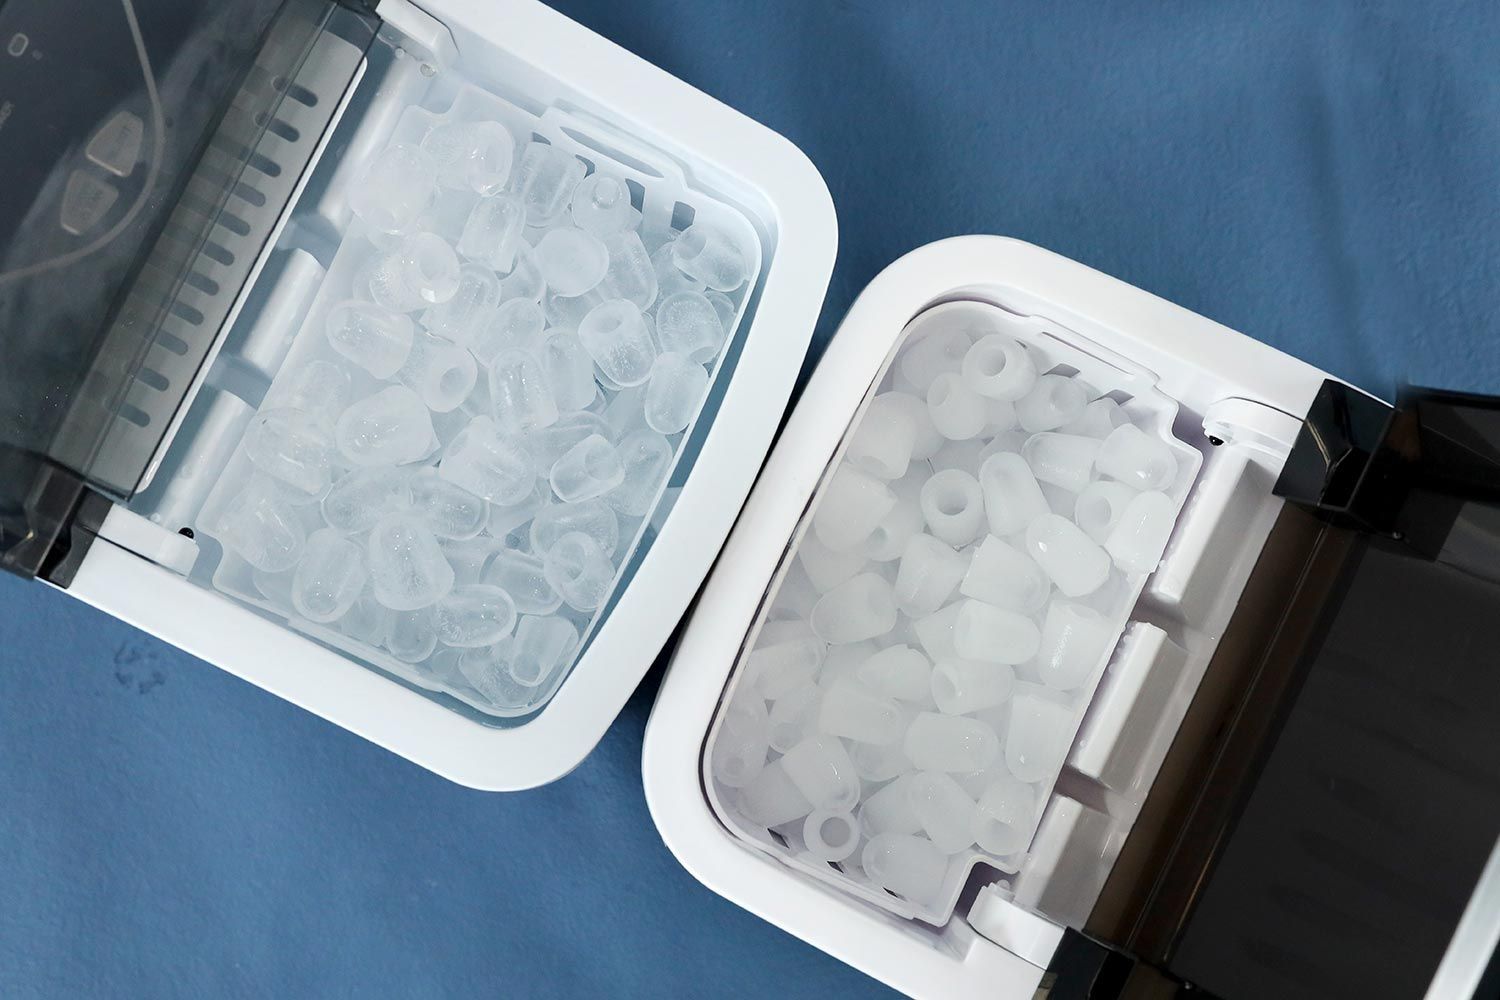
xmin=534 ymin=226 xmax=609 ymax=297
xmin=421 ymin=262 xmax=499 ymax=346
xmin=655 ymin=290 xmax=726 ymax=364
xmin=737 ymin=758 xmax=813 ymax=828
xmin=973 ymin=772 xmax=1036 ymax=856
xmin=244 ymin=407 xmax=333 ymax=496
xmin=286 ymin=529 xmax=360 ymax=622
xmin=849 ymin=737 xmax=913 ymax=783
xmin=531 ymin=497 xmax=619 ymax=556
xmin=498 ymin=243 xmax=545 ymax=304
xmin=927 ymin=373 xmax=987 ymax=441
xmin=953 ymin=599 xmax=1041 ymax=664
xmin=861 ymin=833 xmax=950 ymax=906
xmin=811 ymin=573 xmax=897 ymax=644
xmin=420 ymin=120 xmax=515 ymax=195
xmin=1062 ymin=397 xmax=1126 ymax=439
xmin=899 ymin=327 xmax=970 ymax=394
xmin=711 ymin=692 xmax=770 ymax=788
xmin=813 ymin=463 xmax=897 ymax=553
xmin=325 ymin=300 xmax=414 ymax=378
xmin=1015 ymin=374 xmax=1088 ymax=434
xmin=542 ymin=531 xmax=615 ymax=611
xmin=857 ymin=644 xmax=933 ymax=703
xmin=859 ymin=774 xmax=923 ymax=837
xmin=338 ymin=594 xmax=389 ymax=646
xmin=367 ymin=514 xmax=454 ymax=611
xmin=803 ymin=810 xmax=861 ymax=863
xmin=486 ymin=348 xmax=558 ymax=434
xmin=432 ymin=583 xmax=516 ymax=647
xmin=483 ymin=548 xmax=562 ymax=615
xmin=603 ymin=429 xmax=672 ymax=517
xmin=335 ymin=386 xmax=434 ymax=467
xmin=270 ymin=361 xmax=349 ymax=431
xmin=1073 ymin=480 xmax=1138 ymax=544
xmin=439 ymin=415 xmax=535 ymax=505
xmin=768 ymin=684 xmax=822 ymax=753
xmin=817 ymin=680 xmax=905 ymax=744
xmin=907 ymin=771 xmax=978 ymax=854
xmin=798 ymin=531 xmax=867 ymax=592
xmin=322 ymin=467 xmax=413 ymax=534
xmin=595 ymin=231 xmax=658 ymax=311
xmin=349 ymin=142 xmax=435 ymax=234
xmin=1026 ymin=513 xmax=1111 ymax=597
xmin=408 ymin=468 xmax=487 ymax=540
xmin=904 ymin=711 xmax=1000 ymax=772
xmin=1023 ymin=432 xmax=1103 ymax=493
xmin=368 ymin=233 xmax=460 ymax=312
xmin=670 ymin=223 xmax=749 ymax=291
xmin=962 ymin=334 xmax=1037 ymax=401
xmin=486 ymin=481 xmax=547 ymax=545
xmin=846 ymin=393 xmax=917 ymax=481
xmin=1096 ymin=423 xmax=1177 ymax=491
xmin=396 ymin=334 xmax=477 ymax=413
xmin=1105 ymin=489 xmax=1175 ymax=574
xmin=513 ymin=141 xmax=585 ymax=226
xmin=578 ymin=299 xmax=657 ymax=386
xmin=550 ymin=434 xmax=624 ymax=502
xmin=643 ymin=353 xmax=708 ymax=434
xmin=471 ymin=297 xmax=545 ymax=367
xmin=747 ymin=632 xmax=824 ymax=700
xmin=864 ymin=484 xmax=924 ymax=562
xmin=1006 ymin=683 xmax=1075 ymax=783
xmin=870 ymin=391 xmax=940 ymax=463
xmin=539 ymin=332 xmax=599 ymax=412
xmin=457 ymin=192 xmax=526 ymax=272
xmin=569 ymin=171 xmax=640 ymax=236
xmin=386 ymin=607 xmax=438 ymax=663
xmin=893 ymin=534 xmax=969 ymax=617
xmin=508 ymin=614 xmax=579 ymax=687
xmin=931 ymin=658 xmax=1015 ymax=715
xmin=959 ymin=534 xmax=1050 ymax=614
xmin=1035 ymin=601 xmax=1113 ymax=691
xmin=781 ymin=735 xmax=861 ymax=812
xmin=979 ymin=452 xmax=1050 ymax=537
xmin=650 ymin=238 xmax=702 ymax=299
xmin=913 ymin=600 xmax=967 ymax=661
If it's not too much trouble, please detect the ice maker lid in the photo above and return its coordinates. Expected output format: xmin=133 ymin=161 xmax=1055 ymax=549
xmin=0 ymin=0 xmax=376 ymax=580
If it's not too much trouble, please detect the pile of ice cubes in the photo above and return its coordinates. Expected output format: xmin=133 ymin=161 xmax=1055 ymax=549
xmin=711 ymin=317 xmax=1185 ymax=914
xmin=203 ymin=118 xmax=749 ymax=712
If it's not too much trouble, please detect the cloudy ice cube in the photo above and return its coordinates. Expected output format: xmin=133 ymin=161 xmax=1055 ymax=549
xmin=961 ymin=334 xmax=1036 ymax=401
xmin=578 ymin=299 xmax=657 ymax=386
xmin=366 ymin=514 xmax=455 ymax=611
xmin=348 ymin=142 xmax=436 ymax=234
xmin=534 ymin=227 xmax=609 ymax=297
xmin=670 ymin=222 xmax=749 ymax=291
xmin=1015 ymin=374 xmax=1087 ymax=433
xmin=267 ymin=361 xmax=349 ymax=431
xmin=420 ymin=120 xmax=515 ymax=195
xmin=654 ymin=290 xmax=725 ymax=364
xmin=471 ymin=297 xmax=545 ymax=368
xmin=322 ymin=466 xmax=413 ymax=534
xmin=367 ymin=233 xmax=460 ymax=312
xmin=1096 ymin=424 xmax=1177 ymax=491
xmin=919 ymin=469 xmax=986 ymax=547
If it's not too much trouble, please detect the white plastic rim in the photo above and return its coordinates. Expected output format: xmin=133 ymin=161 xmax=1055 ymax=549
xmin=642 ymin=236 xmax=1332 ymax=999
xmin=65 ymin=0 xmax=837 ymax=791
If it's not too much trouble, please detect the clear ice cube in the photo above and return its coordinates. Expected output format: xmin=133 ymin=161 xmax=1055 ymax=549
xmin=267 ymin=361 xmax=349 ymax=430
xmin=457 ymin=192 xmax=527 ymax=272
xmin=578 ymin=299 xmax=657 ymax=386
xmin=488 ymin=348 xmax=559 ymax=433
xmin=291 ymin=528 xmax=367 ymax=623
xmin=513 ymin=141 xmax=585 ymax=227
xmin=569 ymin=171 xmax=640 ymax=235
xmin=421 ymin=261 xmax=499 ymax=346
xmin=368 ymin=233 xmax=460 ymax=312
xmin=348 ymin=142 xmax=436 ymax=235
xmin=433 ymin=584 xmax=517 ymax=648
xmin=243 ymin=407 xmax=333 ymax=496
xmin=530 ymin=497 xmax=619 ymax=556
xmin=549 ymin=434 xmax=625 ymax=502
xmin=366 ymin=514 xmax=455 ymax=611
xmin=471 ymin=297 xmax=545 ymax=367
xmin=334 ymin=386 xmax=434 ymax=467
xmin=654 ymin=290 xmax=725 ymax=363
xmin=650 ymin=238 xmax=703 ymax=299
xmin=534 ymin=227 xmax=609 ymax=297
xmin=643 ymin=352 xmax=708 ymax=434
xmin=508 ymin=615 xmax=579 ymax=687
xmin=603 ymin=429 xmax=672 ymax=518
xmin=539 ymin=331 xmax=600 ymax=412
xmin=322 ymin=466 xmax=413 ymax=534
xmin=408 ymin=468 xmax=487 ymax=540
xmin=325 ymin=300 xmax=413 ymax=378
xmin=669 ymin=223 xmax=749 ymax=291
xmin=396 ymin=333 xmax=478 ymax=413
xmin=386 ymin=607 xmax=438 ymax=663
xmin=541 ymin=530 xmax=615 ymax=612
xmin=595 ymin=231 xmax=658 ymax=310
xmin=483 ymin=549 xmax=562 ymax=616
xmin=420 ymin=120 xmax=515 ymax=196
xmin=438 ymin=415 xmax=536 ymax=505
xmin=210 ymin=478 xmax=305 ymax=573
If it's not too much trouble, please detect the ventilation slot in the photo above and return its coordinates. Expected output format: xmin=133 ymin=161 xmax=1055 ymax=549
xmin=135 ymin=368 xmax=170 ymax=392
xmin=117 ymin=403 xmax=151 ymax=427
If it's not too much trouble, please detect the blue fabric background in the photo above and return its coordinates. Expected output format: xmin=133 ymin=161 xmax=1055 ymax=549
xmin=5 ymin=2 xmax=1500 ymax=996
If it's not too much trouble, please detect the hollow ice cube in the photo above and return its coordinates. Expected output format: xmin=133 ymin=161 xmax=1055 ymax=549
xmin=578 ymin=299 xmax=657 ymax=386
xmin=1022 ymin=432 xmax=1103 ymax=493
xmin=368 ymin=233 xmax=460 ymax=312
xmin=569 ymin=171 xmax=640 ymax=236
xmin=509 ymin=614 xmax=579 ymax=687
xmin=1096 ymin=424 xmax=1177 ymax=491
xmin=348 ymin=142 xmax=436 ymax=235
xmin=243 ymin=407 xmax=333 ymax=496
xmin=904 ymin=711 xmax=1000 ymax=772
xmin=432 ymin=583 xmax=516 ymax=648
xmin=595 ymin=231 xmax=658 ymax=311
xmin=530 ymin=497 xmax=619 ymax=556
xmin=542 ymin=531 xmax=615 ymax=611
xmin=291 ymin=528 xmax=367 ymax=623
xmin=1035 ymin=601 xmax=1113 ymax=691
xmin=973 ymin=772 xmax=1036 ymax=856
xmin=711 ymin=691 xmax=770 ymax=789
xmin=781 ymin=735 xmax=861 ymax=812
xmin=471 ymin=297 xmax=545 ymax=367
xmin=457 ymin=192 xmax=527 ymax=272
xmin=926 ymin=373 xmax=987 ymax=441
xmin=1005 ymin=683 xmax=1074 ymax=783
xmin=366 ymin=514 xmax=454 ymax=611
xmin=325 ymin=300 xmax=414 ymax=378
xmin=483 ymin=548 xmax=562 ymax=616
xmin=539 ymin=332 xmax=600 ymax=412
xmin=737 ymin=758 xmax=813 ymax=828
xmin=1062 ymin=397 xmax=1126 ymax=439
xmin=1104 ymin=489 xmax=1175 ymax=574
xmin=899 ymin=327 xmax=970 ymax=394
xmin=893 ymin=534 xmax=969 ymax=617
xmin=335 ymin=386 xmax=434 ymax=467
xmin=650 ymin=238 xmax=703 ymax=299
xmin=803 ymin=810 xmax=861 ymax=863
xmin=421 ymin=261 xmax=499 ymax=346
xmin=846 ymin=393 xmax=917 ymax=480
xmin=528 ymin=410 xmax=611 ymax=469
xmin=322 ymin=466 xmax=413 ymax=534
xmin=396 ymin=334 xmax=478 ymax=413
xmin=533 ymin=227 xmax=608 ymax=298
xmin=953 ymin=599 xmax=1041 ymax=664
xmin=907 ymin=771 xmax=978 ymax=854
xmin=643 ymin=353 xmax=708 ymax=434
xmin=817 ymin=680 xmax=905 ymax=745
xmin=811 ymin=572 xmax=897 ymax=644
xmin=920 ymin=469 xmax=986 ymax=547
xmin=959 ymin=534 xmax=1050 ymax=614
xmin=1025 ymin=513 xmax=1111 ymax=597
xmin=513 ymin=141 xmax=586 ymax=227
xmin=655 ymin=290 xmax=726 ymax=364
xmin=209 ymin=478 xmax=305 ymax=573
xmin=670 ymin=223 xmax=749 ymax=291
xmin=268 ymin=361 xmax=349 ymax=430
xmin=1073 ymin=480 xmax=1138 ymax=544
xmin=978 ymin=452 xmax=1050 ymax=537
xmin=386 ymin=608 xmax=438 ymax=663
xmin=814 ymin=463 xmax=897 ymax=553
xmin=1015 ymin=374 xmax=1088 ymax=433
xmin=439 ymin=415 xmax=536 ymax=505
xmin=860 ymin=834 xmax=949 ymax=907
xmin=961 ymin=334 xmax=1037 ymax=401
xmin=857 ymin=644 xmax=933 ymax=703
xmin=408 ymin=468 xmax=487 ymax=540
xmin=420 ymin=120 xmax=515 ymax=195
xmin=489 ymin=348 xmax=559 ymax=433
xmin=549 ymin=434 xmax=625 ymax=502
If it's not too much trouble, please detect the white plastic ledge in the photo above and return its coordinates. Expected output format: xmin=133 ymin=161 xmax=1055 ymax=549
xmin=65 ymin=0 xmax=837 ymax=791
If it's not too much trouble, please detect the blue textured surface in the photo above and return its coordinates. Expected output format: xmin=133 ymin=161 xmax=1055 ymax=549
xmin=5 ymin=2 xmax=1500 ymax=997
